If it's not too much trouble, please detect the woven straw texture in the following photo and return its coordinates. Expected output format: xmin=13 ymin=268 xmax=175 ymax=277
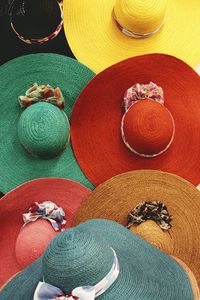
xmin=75 ymin=170 xmax=200 ymax=286
xmin=0 ymin=219 xmax=194 ymax=299
xmin=17 ymin=102 xmax=70 ymax=158
xmin=63 ymin=0 xmax=200 ymax=73
xmin=71 ymin=54 xmax=200 ymax=186
xmin=0 ymin=177 xmax=91 ymax=285
xmin=0 ymin=53 xmax=95 ymax=193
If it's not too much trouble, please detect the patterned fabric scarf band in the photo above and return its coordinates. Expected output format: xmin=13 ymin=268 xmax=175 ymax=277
xmin=19 ymin=83 xmax=65 ymax=109
xmin=34 ymin=248 xmax=120 ymax=300
xmin=113 ymin=11 xmax=166 ymax=39
xmin=123 ymin=82 xmax=164 ymax=111
xmin=9 ymin=1 xmax=63 ymax=44
xmin=126 ymin=201 xmax=173 ymax=231
xmin=23 ymin=201 xmax=66 ymax=231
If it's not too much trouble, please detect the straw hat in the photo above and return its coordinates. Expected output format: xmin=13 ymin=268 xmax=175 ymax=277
xmin=0 ymin=53 xmax=95 ymax=193
xmin=0 ymin=177 xmax=91 ymax=286
xmin=75 ymin=170 xmax=200 ymax=286
xmin=0 ymin=219 xmax=196 ymax=299
xmin=71 ymin=53 xmax=200 ymax=186
xmin=63 ymin=0 xmax=200 ymax=73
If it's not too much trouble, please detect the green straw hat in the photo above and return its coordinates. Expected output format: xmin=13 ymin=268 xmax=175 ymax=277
xmin=0 ymin=53 xmax=95 ymax=193
xmin=1 ymin=219 xmax=194 ymax=299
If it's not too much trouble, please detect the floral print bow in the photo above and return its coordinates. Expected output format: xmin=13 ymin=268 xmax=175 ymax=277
xmin=23 ymin=201 xmax=67 ymax=231
xmin=123 ymin=82 xmax=164 ymax=111
xmin=19 ymin=83 xmax=65 ymax=109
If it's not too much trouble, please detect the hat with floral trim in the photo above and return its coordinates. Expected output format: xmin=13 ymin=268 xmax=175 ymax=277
xmin=0 ymin=219 xmax=196 ymax=299
xmin=71 ymin=54 xmax=200 ymax=187
xmin=75 ymin=170 xmax=200 ymax=286
xmin=0 ymin=53 xmax=95 ymax=193
xmin=0 ymin=177 xmax=91 ymax=286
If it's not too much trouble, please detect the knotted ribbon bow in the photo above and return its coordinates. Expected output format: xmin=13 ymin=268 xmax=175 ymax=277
xmin=123 ymin=82 xmax=164 ymax=111
xmin=19 ymin=83 xmax=65 ymax=109
xmin=34 ymin=249 xmax=119 ymax=300
xmin=127 ymin=201 xmax=173 ymax=230
xmin=23 ymin=201 xmax=66 ymax=231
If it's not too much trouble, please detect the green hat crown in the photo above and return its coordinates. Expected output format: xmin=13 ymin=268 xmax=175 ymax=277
xmin=17 ymin=102 xmax=70 ymax=159
xmin=42 ymin=227 xmax=114 ymax=293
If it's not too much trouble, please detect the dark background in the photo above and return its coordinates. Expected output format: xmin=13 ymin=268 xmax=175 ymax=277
xmin=0 ymin=0 xmax=75 ymax=197
xmin=0 ymin=0 xmax=75 ymax=65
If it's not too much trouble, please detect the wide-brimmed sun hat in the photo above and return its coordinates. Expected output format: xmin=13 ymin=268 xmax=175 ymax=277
xmin=63 ymin=0 xmax=200 ymax=73
xmin=0 ymin=177 xmax=91 ymax=286
xmin=75 ymin=170 xmax=200 ymax=286
xmin=0 ymin=53 xmax=95 ymax=193
xmin=0 ymin=219 xmax=197 ymax=299
xmin=71 ymin=53 xmax=200 ymax=187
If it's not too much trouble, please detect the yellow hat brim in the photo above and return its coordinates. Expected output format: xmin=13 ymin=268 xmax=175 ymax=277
xmin=63 ymin=0 xmax=200 ymax=73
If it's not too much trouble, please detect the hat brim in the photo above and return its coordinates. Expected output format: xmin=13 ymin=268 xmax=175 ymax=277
xmin=75 ymin=170 xmax=200 ymax=286
xmin=63 ymin=0 xmax=200 ymax=73
xmin=71 ymin=54 xmax=200 ymax=186
xmin=1 ymin=219 xmax=194 ymax=299
xmin=0 ymin=178 xmax=91 ymax=285
xmin=0 ymin=53 xmax=95 ymax=193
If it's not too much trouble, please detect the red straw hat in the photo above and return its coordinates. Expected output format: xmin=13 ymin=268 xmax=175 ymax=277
xmin=71 ymin=54 xmax=200 ymax=186
xmin=0 ymin=178 xmax=91 ymax=286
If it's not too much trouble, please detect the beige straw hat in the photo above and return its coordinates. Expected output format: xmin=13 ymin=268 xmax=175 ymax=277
xmin=75 ymin=170 xmax=200 ymax=286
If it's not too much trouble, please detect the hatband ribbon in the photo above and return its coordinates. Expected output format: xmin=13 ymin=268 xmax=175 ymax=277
xmin=33 ymin=248 xmax=119 ymax=300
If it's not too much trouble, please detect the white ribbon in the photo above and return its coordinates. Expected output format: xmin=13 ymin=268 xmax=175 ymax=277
xmin=33 ymin=248 xmax=119 ymax=300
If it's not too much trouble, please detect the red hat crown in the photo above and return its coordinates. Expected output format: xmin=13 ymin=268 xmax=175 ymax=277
xmin=121 ymin=99 xmax=175 ymax=157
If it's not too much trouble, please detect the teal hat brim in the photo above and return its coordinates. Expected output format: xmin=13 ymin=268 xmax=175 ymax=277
xmin=0 ymin=53 xmax=95 ymax=193
xmin=1 ymin=219 xmax=193 ymax=299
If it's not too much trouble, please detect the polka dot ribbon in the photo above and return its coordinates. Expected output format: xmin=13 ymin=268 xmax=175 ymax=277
xmin=123 ymin=82 xmax=164 ymax=111
xmin=19 ymin=83 xmax=65 ymax=109
xmin=126 ymin=201 xmax=173 ymax=231
xmin=33 ymin=249 xmax=119 ymax=300
xmin=22 ymin=201 xmax=67 ymax=231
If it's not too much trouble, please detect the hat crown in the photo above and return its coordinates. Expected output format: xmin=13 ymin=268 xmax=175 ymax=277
xmin=17 ymin=102 xmax=70 ymax=159
xmin=42 ymin=227 xmax=114 ymax=293
xmin=122 ymin=99 xmax=174 ymax=157
xmin=114 ymin=0 xmax=167 ymax=35
xmin=131 ymin=220 xmax=173 ymax=253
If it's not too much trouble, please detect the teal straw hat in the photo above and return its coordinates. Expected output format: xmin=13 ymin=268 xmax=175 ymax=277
xmin=1 ymin=219 xmax=194 ymax=299
xmin=0 ymin=53 xmax=95 ymax=193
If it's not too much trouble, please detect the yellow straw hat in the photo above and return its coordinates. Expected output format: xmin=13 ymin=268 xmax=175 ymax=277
xmin=75 ymin=170 xmax=200 ymax=285
xmin=63 ymin=0 xmax=200 ymax=73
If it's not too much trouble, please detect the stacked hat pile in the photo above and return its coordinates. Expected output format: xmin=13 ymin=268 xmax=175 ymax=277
xmin=0 ymin=0 xmax=200 ymax=299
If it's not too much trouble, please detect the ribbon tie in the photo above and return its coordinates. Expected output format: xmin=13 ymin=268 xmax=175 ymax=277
xmin=23 ymin=201 xmax=66 ymax=231
xmin=123 ymin=82 xmax=164 ymax=111
xmin=34 ymin=249 xmax=119 ymax=300
xmin=127 ymin=201 xmax=173 ymax=230
xmin=19 ymin=83 xmax=65 ymax=109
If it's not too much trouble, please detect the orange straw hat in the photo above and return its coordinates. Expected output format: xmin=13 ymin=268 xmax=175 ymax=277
xmin=75 ymin=170 xmax=200 ymax=286
xmin=71 ymin=54 xmax=200 ymax=186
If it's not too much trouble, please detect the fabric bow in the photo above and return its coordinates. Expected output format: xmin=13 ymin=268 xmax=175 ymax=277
xmin=123 ymin=82 xmax=164 ymax=111
xmin=34 ymin=249 xmax=119 ymax=300
xmin=127 ymin=201 xmax=173 ymax=230
xmin=23 ymin=201 xmax=66 ymax=231
xmin=19 ymin=83 xmax=65 ymax=109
